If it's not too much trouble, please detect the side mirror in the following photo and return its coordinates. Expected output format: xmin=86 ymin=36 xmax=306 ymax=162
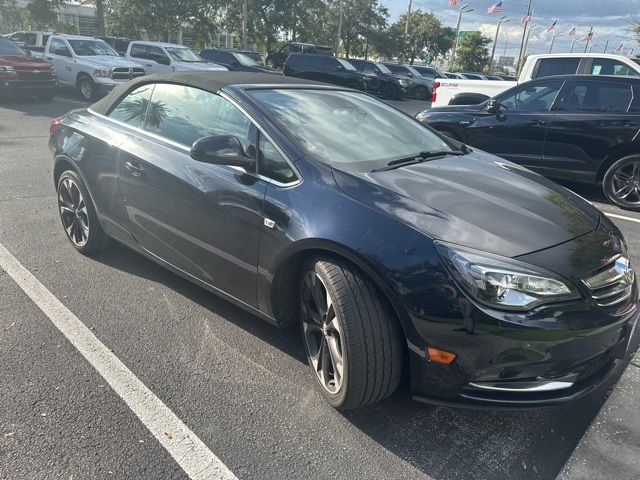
xmin=487 ymin=99 xmax=501 ymax=114
xmin=190 ymin=135 xmax=254 ymax=169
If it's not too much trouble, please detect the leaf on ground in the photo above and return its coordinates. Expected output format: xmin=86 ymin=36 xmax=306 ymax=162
xmin=165 ymin=432 xmax=172 ymax=439
xmin=522 ymin=460 xmax=527 ymax=470
xmin=533 ymin=465 xmax=540 ymax=474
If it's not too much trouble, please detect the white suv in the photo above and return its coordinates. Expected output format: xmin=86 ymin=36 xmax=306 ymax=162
xmin=125 ymin=41 xmax=227 ymax=74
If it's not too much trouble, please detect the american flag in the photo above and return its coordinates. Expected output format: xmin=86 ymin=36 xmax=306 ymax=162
xmin=449 ymin=0 xmax=457 ymax=6
xmin=568 ymin=27 xmax=576 ymax=36
xmin=520 ymin=12 xmax=532 ymax=25
xmin=547 ymin=20 xmax=557 ymax=32
xmin=582 ymin=31 xmax=593 ymax=42
xmin=615 ymin=43 xmax=624 ymax=53
xmin=488 ymin=1 xmax=503 ymax=14
xmin=628 ymin=47 xmax=635 ymax=56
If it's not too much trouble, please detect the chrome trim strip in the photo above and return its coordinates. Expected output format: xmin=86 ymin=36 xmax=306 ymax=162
xmin=468 ymin=375 xmax=577 ymax=393
xmin=597 ymin=288 xmax=633 ymax=307
xmin=591 ymin=283 xmax=632 ymax=300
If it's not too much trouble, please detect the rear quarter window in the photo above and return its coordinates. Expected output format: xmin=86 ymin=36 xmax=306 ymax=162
xmin=533 ymin=58 xmax=581 ymax=79
xmin=129 ymin=44 xmax=147 ymax=59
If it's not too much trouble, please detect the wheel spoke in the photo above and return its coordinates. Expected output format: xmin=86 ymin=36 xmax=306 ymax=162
xmin=311 ymin=276 xmax=327 ymax=315
xmin=613 ymin=172 xmax=631 ymax=183
xmin=615 ymin=184 xmax=634 ymax=199
xmin=319 ymin=337 xmax=331 ymax=387
xmin=60 ymin=205 xmax=74 ymax=216
xmin=633 ymin=162 xmax=640 ymax=178
xmin=326 ymin=334 xmax=343 ymax=386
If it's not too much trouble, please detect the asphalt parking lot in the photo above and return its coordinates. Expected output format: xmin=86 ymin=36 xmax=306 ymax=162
xmin=1 ymin=89 xmax=639 ymax=480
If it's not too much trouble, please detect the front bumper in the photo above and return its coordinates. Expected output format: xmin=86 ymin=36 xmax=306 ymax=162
xmin=0 ymin=78 xmax=57 ymax=96
xmin=406 ymin=217 xmax=639 ymax=408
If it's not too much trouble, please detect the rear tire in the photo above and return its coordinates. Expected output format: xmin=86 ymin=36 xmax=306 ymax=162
xmin=603 ymin=155 xmax=640 ymax=211
xmin=413 ymin=85 xmax=429 ymax=100
xmin=300 ymin=257 xmax=403 ymax=410
xmin=56 ymin=170 xmax=110 ymax=254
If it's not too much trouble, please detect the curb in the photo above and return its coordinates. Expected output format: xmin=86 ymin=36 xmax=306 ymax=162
xmin=558 ymin=351 xmax=640 ymax=480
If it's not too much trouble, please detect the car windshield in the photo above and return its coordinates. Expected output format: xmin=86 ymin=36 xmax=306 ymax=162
xmin=235 ymin=52 xmax=261 ymax=67
xmin=249 ymin=89 xmax=451 ymax=172
xmin=0 ymin=38 xmax=25 ymax=56
xmin=337 ymin=59 xmax=357 ymax=71
xmin=68 ymin=39 xmax=118 ymax=56
xmin=166 ymin=47 xmax=203 ymax=62
xmin=376 ymin=63 xmax=392 ymax=74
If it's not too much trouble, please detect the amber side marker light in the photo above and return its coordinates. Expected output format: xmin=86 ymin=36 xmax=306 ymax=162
xmin=427 ymin=347 xmax=457 ymax=365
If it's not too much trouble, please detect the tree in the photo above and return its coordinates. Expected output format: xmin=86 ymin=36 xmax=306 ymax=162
xmin=390 ymin=11 xmax=454 ymax=64
xmin=327 ymin=0 xmax=388 ymax=58
xmin=0 ymin=0 xmax=24 ymax=32
xmin=452 ymin=31 xmax=491 ymax=71
xmin=25 ymin=0 xmax=63 ymax=29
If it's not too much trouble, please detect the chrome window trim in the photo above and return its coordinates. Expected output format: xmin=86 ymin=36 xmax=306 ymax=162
xmin=88 ymin=85 xmax=302 ymax=188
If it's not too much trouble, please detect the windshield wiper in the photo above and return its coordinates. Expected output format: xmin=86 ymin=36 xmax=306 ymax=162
xmin=372 ymin=145 xmax=470 ymax=172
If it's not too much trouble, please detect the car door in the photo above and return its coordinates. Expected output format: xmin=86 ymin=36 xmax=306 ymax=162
xmin=116 ymin=83 xmax=267 ymax=306
xmin=462 ymin=79 xmax=565 ymax=172
xmin=128 ymin=43 xmax=150 ymax=70
xmin=145 ymin=45 xmax=170 ymax=74
xmin=543 ymin=79 xmax=640 ymax=181
xmin=46 ymin=38 xmax=75 ymax=86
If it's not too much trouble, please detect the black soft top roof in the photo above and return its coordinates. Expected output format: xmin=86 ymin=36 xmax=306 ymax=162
xmin=90 ymin=71 xmax=325 ymax=115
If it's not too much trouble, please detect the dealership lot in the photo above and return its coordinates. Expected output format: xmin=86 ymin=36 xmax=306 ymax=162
xmin=1 ymin=92 xmax=639 ymax=480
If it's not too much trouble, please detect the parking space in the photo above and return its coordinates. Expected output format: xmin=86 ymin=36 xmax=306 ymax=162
xmin=1 ymin=93 xmax=639 ymax=480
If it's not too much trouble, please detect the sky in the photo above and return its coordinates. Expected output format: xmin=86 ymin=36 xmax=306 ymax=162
xmin=380 ymin=0 xmax=638 ymax=60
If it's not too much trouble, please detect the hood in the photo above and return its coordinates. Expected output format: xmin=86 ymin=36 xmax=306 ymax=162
xmin=333 ymin=151 xmax=600 ymax=258
xmin=173 ymin=61 xmax=227 ymax=71
xmin=409 ymin=75 xmax=433 ymax=86
xmin=79 ymin=56 xmax=142 ymax=69
xmin=427 ymin=103 xmax=486 ymax=114
xmin=0 ymin=55 xmax=52 ymax=68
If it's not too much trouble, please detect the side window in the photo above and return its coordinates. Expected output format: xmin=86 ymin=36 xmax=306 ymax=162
xmin=258 ymin=134 xmax=296 ymax=183
xmin=42 ymin=34 xmax=50 ymax=45
xmin=362 ymin=62 xmax=376 ymax=74
xmin=289 ymin=44 xmax=302 ymax=53
xmin=564 ymin=81 xmax=633 ymax=113
xmin=222 ymin=52 xmax=236 ymax=64
xmin=323 ymin=58 xmax=339 ymax=70
xmin=129 ymin=43 xmax=147 ymax=59
xmin=499 ymin=80 xmax=564 ymax=112
xmin=148 ymin=46 xmax=168 ymax=63
xmin=24 ymin=33 xmax=37 ymax=46
xmin=10 ymin=33 xmax=25 ymax=44
xmin=591 ymin=59 xmax=639 ymax=77
xmin=50 ymin=38 xmax=70 ymax=56
xmin=281 ymin=45 xmax=291 ymax=54
xmin=108 ymin=84 xmax=156 ymax=129
xmin=532 ymin=58 xmax=580 ymax=79
xmin=144 ymin=84 xmax=253 ymax=151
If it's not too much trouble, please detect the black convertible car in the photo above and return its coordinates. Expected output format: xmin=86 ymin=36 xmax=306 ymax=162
xmin=416 ymin=75 xmax=640 ymax=210
xmin=50 ymin=72 xmax=637 ymax=410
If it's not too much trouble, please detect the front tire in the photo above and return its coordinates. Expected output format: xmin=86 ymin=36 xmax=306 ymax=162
xmin=413 ymin=85 xmax=429 ymax=100
xmin=603 ymin=155 xmax=640 ymax=211
xmin=78 ymin=75 xmax=97 ymax=101
xmin=57 ymin=170 xmax=110 ymax=254
xmin=300 ymin=257 xmax=403 ymax=410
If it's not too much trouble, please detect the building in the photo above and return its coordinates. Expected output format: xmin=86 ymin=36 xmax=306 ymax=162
xmin=495 ymin=56 xmax=515 ymax=68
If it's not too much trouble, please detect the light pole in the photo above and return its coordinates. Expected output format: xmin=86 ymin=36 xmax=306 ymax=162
xmin=603 ymin=40 xmax=609 ymax=53
xmin=489 ymin=16 xmax=510 ymax=71
xmin=523 ymin=25 xmax=540 ymax=58
xmin=583 ymin=25 xmax=593 ymax=53
xmin=517 ymin=0 xmax=533 ymax=74
xmin=570 ymin=37 xmax=578 ymax=52
xmin=400 ymin=0 xmax=413 ymax=63
xmin=549 ymin=32 xmax=563 ymax=53
xmin=335 ymin=0 xmax=343 ymax=56
xmin=450 ymin=4 xmax=474 ymax=70
xmin=588 ymin=42 xmax=600 ymax=53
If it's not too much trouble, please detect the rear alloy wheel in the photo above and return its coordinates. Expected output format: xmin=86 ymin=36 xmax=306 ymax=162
xmin=300 ymin=258 xmax=403 ymax=410
xmin=604 ymin=155 xmax=640 ymax=210
xmin=57 ymin=170 xmax=110 ymax=254
xmin=413 ymin=85 xmax=429 ymax=100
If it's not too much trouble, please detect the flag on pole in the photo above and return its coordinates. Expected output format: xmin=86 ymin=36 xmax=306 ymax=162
xmin=488 ymin=1 xmax=503 ymax=14
xmin=628 ymin=47 xmax=635 ymax=56
xmin=449 ymin=0 xmax=458 ymax=6
xmin=520 ymin=12 xmax=532 ymax=25
xmin=615 ymin=43 xmax=624 ymax=53
xmin=568 ymin=27 xmax=576 ymax=36
xmin=547 ymin=20 xmax=557 ymax=32
xmin=582 ymin=31 xmax=593 ymax=42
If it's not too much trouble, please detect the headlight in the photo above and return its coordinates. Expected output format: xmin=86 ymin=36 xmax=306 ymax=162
xmin=399 ymin=79 xmax=410 ymax=86
xmin=92 ymin=68 xmax=111 ymax=78
xmin=0 ymin=65 xmax=16 ymax=73
xmin=436 ymin=242 xmax=580 ymax=311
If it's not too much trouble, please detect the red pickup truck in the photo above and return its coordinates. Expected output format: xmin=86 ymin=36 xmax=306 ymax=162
xmin=0 ymin=37 xmax=57 ymax=100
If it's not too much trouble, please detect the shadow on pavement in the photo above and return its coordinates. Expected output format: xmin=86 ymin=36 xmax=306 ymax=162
xmin=87 ymin=241 xmax=637 ymax=480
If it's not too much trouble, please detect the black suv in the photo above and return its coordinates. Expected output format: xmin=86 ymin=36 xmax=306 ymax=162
xmin=200 ymin=48 xmax=276 ymax=73
xmin=410 ymin=65 xmax=445 ymax=81
xmin=347 ymin=59 xmax=411 ymax=99
xmin=266 ymin=42 xmax=332 ymax=69
xmin=283 ymin=54 xmax=378 ymax=93
xmin=383 ymin=63 xmax=434 ymax=99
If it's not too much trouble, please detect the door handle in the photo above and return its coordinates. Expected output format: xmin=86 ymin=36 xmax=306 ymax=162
xmin=613 ymin=121 xmax=631 ymax=126
xmin=145 ymin=63 xmax=153 ymax=67
xmin=124 ymin=160 xmax=145 ymax=177
xmin=46 ymin=56 xmax=53 ymax=60
xmin=527 ymin=120 xmax=545 ymax=126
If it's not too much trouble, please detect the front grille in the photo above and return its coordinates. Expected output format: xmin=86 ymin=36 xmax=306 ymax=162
xmin=111 ymin=67 xmax=145 ymax=80
xmin=15 ymin=68 xmax=54 ymax=80
xmin=583 ymin=256 xmax=635 ymax=308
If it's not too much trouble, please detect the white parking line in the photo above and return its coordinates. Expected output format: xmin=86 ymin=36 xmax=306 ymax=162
xmin=54 ymin=97 xmax=90 ymax=106
xmin=605 ymin=213 xmax=640 ymax=224
xmin=0 ymin=242 xmax=238 ymax=480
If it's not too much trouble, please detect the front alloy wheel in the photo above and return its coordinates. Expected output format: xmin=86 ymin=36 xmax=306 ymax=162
xmin=78 ymin=77 xmax=96 ymax=101
xmin=300 ymin=258 xmax=403 ymax=410
xmin=604 ymin=155 xmax=640 ymax=210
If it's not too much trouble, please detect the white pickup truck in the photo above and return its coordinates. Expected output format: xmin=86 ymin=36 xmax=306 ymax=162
xmin=432 ymin=53 xmax=640 ymax=107
xmin=124 ymin=41 xmax=227 ymax=74
xmin=40 ymin=34 xmax=145 ymax=100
